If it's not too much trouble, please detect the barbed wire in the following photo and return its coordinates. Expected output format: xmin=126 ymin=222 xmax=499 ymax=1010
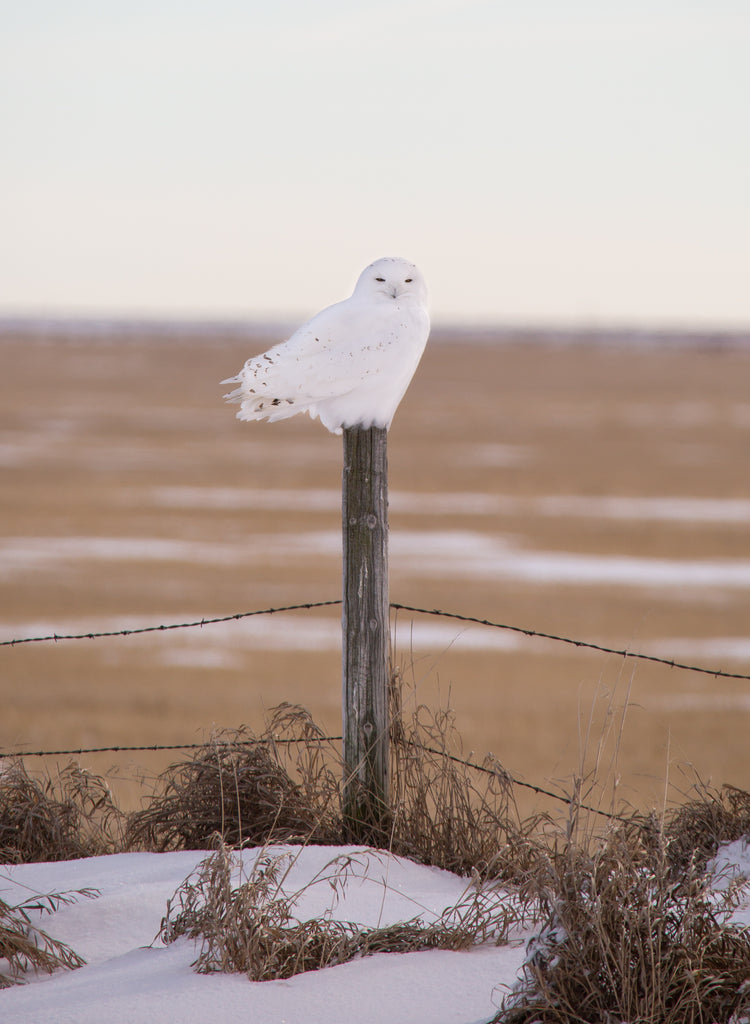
xmin=0 ymin=734 xmax=623 ymax=822
xmin=391 ymin=603 xmax=750 ymax=681
xmin=1 ymin=597 xmax=719 ymax=826
xmin=0 ymin=737 xmax=343 ymax=759
xmin=415 ymin=742 xmax=630 ymax=823
xmin=3 ymin=598 xmax=749 ymax=682
xmin=0 ymin=601 xmax=342 ymax=647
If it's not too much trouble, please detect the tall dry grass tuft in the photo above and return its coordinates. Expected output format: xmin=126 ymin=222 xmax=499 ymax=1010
xmin=388 ymin=669 xmax=545 ymax=880
xmin=664 ymin=782 xmax=750 ymax=877
xmin=497 ymin=800 xmax=750 ymax=1024
xmin=257 ymin=703 xmax=342 ymax=834
xmin=126 ymin=710 xmax=341 ymax=852
xmin=0 ymin=758 xmax=123 ymax=863
xmin=158 ymin=838 xmax=527 ymax=981
xmin=124 ymin=683 xmax=537 ymax=873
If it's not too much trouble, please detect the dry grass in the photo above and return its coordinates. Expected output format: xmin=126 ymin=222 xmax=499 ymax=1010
xmin=126 ymin=707 xmax=341 ymax=852
xmin=3 ymin=687 xmax=750 ymax=1014
xmin=664 ymin=782 xmax=750 ymax=877
xmin=387 ymin=669 xmax=545 ymax=880
xmin=0 ymin=888 xmax=97 ymax=988
xmin=158 ymin=838 xmax=527 ymax=981
xmin=124 ymin=685 xmax=540 ymax=878
xmin=497 ymin=809 xmax=750 ymax=1024
xmin=0 ymin=758 xmax=124 ymax=863
xmin=150 ymin=682 xmax=543 ymax=981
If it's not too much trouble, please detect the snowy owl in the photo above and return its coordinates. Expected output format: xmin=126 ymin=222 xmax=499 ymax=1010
xmin=222 ymin=257 xmax=429 ymax=435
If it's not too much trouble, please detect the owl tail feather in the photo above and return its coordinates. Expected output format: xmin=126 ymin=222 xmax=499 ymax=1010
xmin=222 ymin=377 xmax=298 ymax=423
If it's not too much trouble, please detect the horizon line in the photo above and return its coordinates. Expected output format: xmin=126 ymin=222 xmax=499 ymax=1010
xmin=1 ymin=311 xmax=749 ymax=343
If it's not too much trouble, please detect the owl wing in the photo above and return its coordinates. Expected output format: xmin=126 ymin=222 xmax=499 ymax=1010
xmin=223 ymin=296 xmax=406 ymax=418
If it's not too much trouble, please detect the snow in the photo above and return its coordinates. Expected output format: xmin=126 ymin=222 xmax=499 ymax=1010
xmin=0 ymin=847 xmax=528 ymax=1024
xmin=2 ymin=840 xmax=749 ymax=1022
xmin=710 ymin=836 xmax=750 ymax=923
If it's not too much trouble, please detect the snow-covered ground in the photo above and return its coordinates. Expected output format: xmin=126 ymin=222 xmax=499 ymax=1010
xmin=0 ymin=846 xmax=529 ymax=1024
xmin=2 ymin=839 xmax=749 ymax=1024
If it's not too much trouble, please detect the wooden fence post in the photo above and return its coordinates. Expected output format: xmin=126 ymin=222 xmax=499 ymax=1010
xmin=341 ymin=425 xmax=390 ymax=839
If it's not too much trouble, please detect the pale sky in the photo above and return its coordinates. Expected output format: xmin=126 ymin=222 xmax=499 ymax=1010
xmin=2 ymin=1 xmax=749 ymax=326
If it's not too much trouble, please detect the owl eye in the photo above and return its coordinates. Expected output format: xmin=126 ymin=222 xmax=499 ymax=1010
xmin=375 ymin=277 xmax=385 ymax=282
xmin=404 ymin=278 xmax=412 ymax=283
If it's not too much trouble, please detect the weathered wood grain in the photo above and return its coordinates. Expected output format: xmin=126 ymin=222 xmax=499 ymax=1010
xmin=341 ymin=425 xmax=390 ymax=837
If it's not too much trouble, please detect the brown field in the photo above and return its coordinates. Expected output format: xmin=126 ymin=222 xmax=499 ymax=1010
xmin=1 ymin=329 xmax=749 ymax=818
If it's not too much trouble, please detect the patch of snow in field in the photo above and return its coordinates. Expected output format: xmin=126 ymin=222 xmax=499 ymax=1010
xmin=642 ymin=637 xmax=750 ymax=662
xmin=2 ymin=610 xmax=750 ymax=678
xmin=3 ymin=531 xmax=750 ymax=593
xmin=0 ymin=615 xmax=525 ymax=671
xmin=150 ymin=486 xmax=750 ymax=524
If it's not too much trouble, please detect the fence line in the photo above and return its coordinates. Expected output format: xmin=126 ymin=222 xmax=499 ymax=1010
xmin=0 ymin=600 xmax=342 ymax=647
xmin=415 ymin=743 xmax=630 ymax=823
xmin=0 ymin=737 xmax=343 ymax=759
xmin=390 ymin=603 xmax=750 ymax=681
xmin=0 ymin=735 xmax=623 ymax=822
xmin=1 ymin=597 xmax=746 ymax=823
xmin=3 ymin=599 xmax=750 ymax=682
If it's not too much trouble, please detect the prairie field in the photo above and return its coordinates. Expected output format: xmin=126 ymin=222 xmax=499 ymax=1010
xmin=1 ymin=328 xmax=749 ymax=816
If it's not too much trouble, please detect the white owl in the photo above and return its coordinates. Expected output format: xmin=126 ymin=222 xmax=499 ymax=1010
xmin=222 ymin=257 xmax=429 ymax=434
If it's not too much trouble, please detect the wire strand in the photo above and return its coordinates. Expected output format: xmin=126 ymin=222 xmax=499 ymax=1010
xmin=3 ymin=598 xmax=747 ymax=681
xmin=391 ymin=603 xmax=750 ymax=681
xmin=0 ymin=737 xmax=344 ymax=759
xmin=0 ymin=600 xmax=342 ymax=647
xmin=0 ymin=735 xmax=625 ymax=821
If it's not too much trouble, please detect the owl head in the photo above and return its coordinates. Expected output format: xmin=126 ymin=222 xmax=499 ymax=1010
xmin=353 ymin=257 xmax=428 ymax=306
